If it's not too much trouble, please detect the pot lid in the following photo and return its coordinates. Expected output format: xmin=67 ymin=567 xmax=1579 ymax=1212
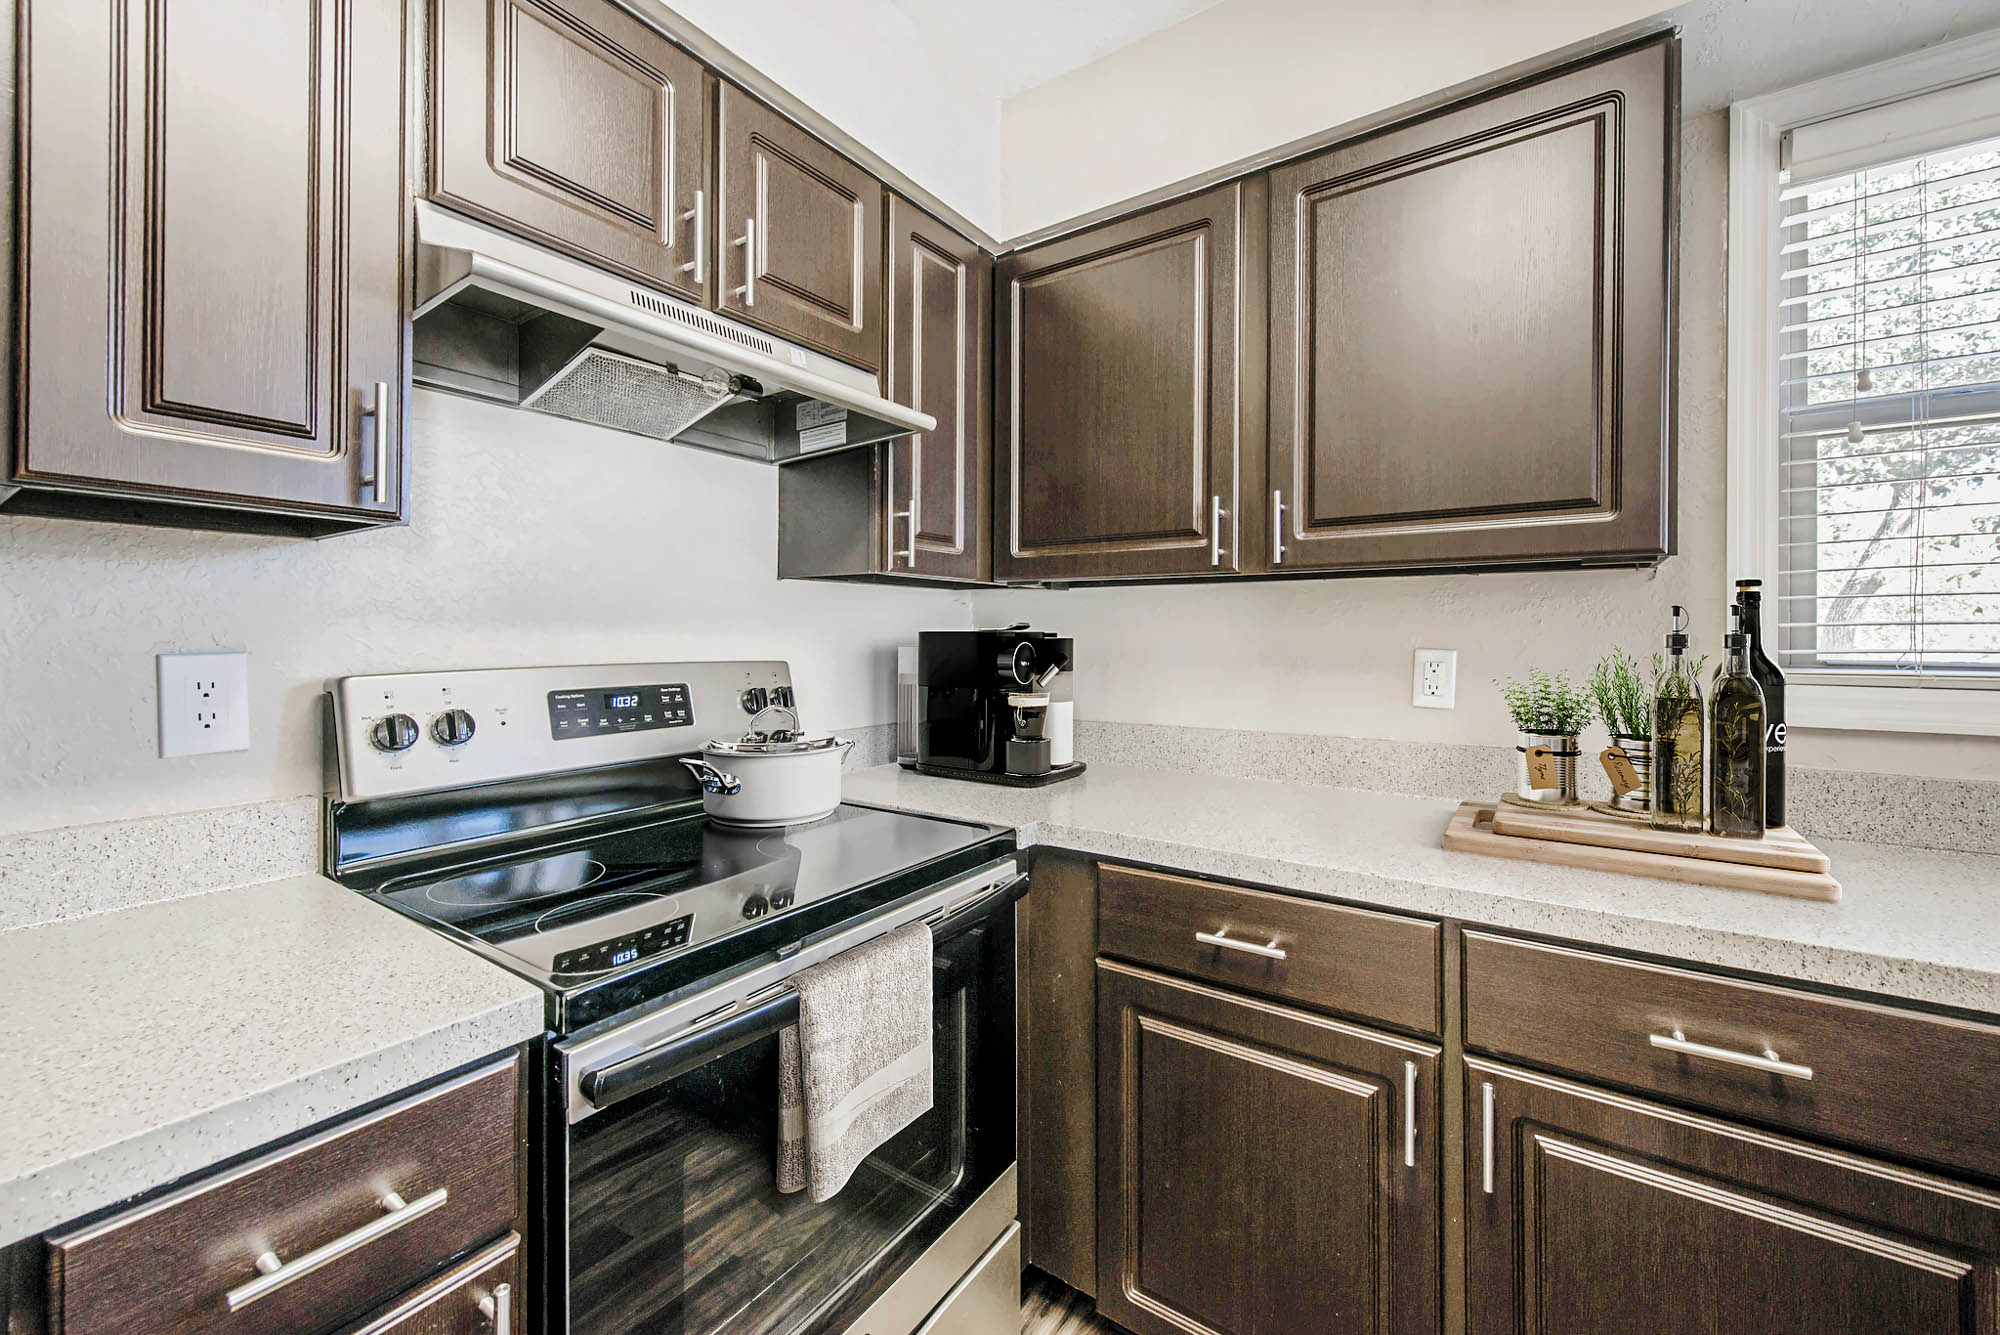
xmin=703 ymin=730 xmax=853 ymax=755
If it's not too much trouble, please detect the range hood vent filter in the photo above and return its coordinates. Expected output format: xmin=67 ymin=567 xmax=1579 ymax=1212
xmin=521 ymin=348 xmax=732 ymax=441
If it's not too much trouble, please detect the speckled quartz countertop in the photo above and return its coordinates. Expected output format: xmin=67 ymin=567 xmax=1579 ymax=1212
xmin=0 ymin=875 xmax=545 ymax=1248
xmin=845 ymin=762 xmax=2000 ymax=1015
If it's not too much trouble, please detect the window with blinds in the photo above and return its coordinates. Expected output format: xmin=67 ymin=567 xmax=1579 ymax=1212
xmin=1778 ymin=130 xmax=2000 ymax=682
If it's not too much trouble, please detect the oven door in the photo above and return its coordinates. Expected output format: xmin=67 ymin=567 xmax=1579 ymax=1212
xmin=550 ymin=870 xmax=1021 ymax=1335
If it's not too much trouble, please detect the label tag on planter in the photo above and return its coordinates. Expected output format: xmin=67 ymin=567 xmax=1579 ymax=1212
xmin=1601 ymin=745 xmax=1643 ymax=796
xmin=1525 ymin=745 xmax=1560 ymax=789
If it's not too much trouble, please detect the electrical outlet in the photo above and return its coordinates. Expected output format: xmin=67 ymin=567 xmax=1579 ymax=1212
xmin=1412 ymin=648 xmax=1457 ymax=710
xmin=158 ymin=652 xmax=250 ymax=757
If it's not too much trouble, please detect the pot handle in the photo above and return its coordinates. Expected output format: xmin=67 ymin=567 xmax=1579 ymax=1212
xmin=679 ymin=757 xmax=742 ymax=796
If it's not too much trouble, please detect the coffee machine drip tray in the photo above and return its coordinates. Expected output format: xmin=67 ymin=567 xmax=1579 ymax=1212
xmin=911 ymin=761 xmax=1087 ymax=788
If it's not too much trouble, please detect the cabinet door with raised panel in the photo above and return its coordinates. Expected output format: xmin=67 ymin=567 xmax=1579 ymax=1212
xmin=13 ymin=0 xmax=406 ymax=525
xmin=716 ymin=85 xmax=884 ymax=372
xmin=996 ymin=181 xmax=1265 ymax=582
xmin=1466 ymin=1058 xmax=2000 ymax=1335
xmin=1098 ymin=960 xmax=1440 ymax=1335
xmin=429 ymin=0 xmax=710 ymax=305
xmin=883 ymin=195 xmax=991 ymax=582
xmin=1266 ymin=35 xmax=1675 ymax=573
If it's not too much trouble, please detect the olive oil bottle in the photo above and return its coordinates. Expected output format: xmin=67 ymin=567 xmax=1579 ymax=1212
xmin=1709 ymin=618 xmax=1767 ymax=839
xmin=1650 ymin=607 xmax=1705 ymax=833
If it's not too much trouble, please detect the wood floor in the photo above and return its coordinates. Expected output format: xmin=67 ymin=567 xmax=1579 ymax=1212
xmin=1022 ymin=1270 xmax=1126 ymax=1335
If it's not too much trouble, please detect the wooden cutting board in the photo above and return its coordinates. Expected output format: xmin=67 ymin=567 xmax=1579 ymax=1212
xmin=1489 ymin=803 xmax=1832 ymax=873
xmin=1442 ymin=802 xmax=1841 ymax=902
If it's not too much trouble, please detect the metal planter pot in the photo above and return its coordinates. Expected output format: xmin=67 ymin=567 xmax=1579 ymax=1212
xmin=1608 ymin=734 xmax=1654 ymax=813
xmin=1516 ymin=730 xmax=1581 ymax=805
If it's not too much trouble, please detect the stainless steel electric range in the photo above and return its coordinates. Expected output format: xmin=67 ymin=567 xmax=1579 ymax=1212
xmin=323 ymin=662 xmax=1024 ymax=1335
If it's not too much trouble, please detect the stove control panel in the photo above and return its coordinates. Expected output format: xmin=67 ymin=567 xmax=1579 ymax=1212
xmin=552 ymin=912 xmax=694 ymax=976
xmin=328 ymin=661 xmax=795 ymax=802
xmin=548 ymin=684 xmax=693 ymax=740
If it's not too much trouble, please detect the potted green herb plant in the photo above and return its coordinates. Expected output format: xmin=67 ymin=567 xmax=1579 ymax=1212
xmin=1495 ymin=667 xmax=1592 ymax=805
xmin=1589 ymin=648 xmax=1654 ymax=813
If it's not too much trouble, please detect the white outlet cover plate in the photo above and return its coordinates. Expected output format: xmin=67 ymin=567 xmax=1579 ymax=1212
xmin=159 ymin=651 xmax=250 ymax=757
xmin=1412 ymin=648 xmax=1457 ymax=710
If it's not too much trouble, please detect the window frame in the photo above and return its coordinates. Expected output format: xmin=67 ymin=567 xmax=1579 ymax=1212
xmin=1728 ymin=27 xmax=2000 ymax=736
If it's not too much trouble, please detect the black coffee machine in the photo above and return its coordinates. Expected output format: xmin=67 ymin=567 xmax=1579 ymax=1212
xmin=915 ymin=625 xmax=1082 ymax=786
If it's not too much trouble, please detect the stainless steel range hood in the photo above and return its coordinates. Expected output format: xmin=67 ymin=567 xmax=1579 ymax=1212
xmin=411 ymin=202 xmax=933 ymax=462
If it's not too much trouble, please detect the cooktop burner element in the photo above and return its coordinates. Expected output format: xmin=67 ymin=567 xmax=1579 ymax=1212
xmin=421 ymin=852 xmax=608 ymax=908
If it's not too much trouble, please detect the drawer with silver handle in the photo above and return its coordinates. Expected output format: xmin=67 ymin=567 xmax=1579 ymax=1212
xmin=343 ymin=1234 xmax=520 ymax=1335
xmin=1461 ymin=931 xmax=2000 ymax=1181
xmin=49 ymin=1057 xmax=520 ymax=1335
xmin=1097 ymin=863 xmax=1441 ymax=1033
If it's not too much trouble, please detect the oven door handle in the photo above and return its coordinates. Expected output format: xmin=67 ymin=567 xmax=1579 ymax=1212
xmin=581 ymin=988 xmax=800 ymax=1109
xmin=576 ymin=871 xmax=1030 ymax=1113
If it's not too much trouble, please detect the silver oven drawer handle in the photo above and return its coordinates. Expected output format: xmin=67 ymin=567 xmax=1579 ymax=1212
xmin=1649 ymin=1029 xmax=1813 ymax=1080
xmin=480 ymin=1281 xmax=512 ymax=1333
xmin=227 ymin=1187 xmax=448 ymax=1310
xmin=1194 ymin=929 xmax=1286 ymax=960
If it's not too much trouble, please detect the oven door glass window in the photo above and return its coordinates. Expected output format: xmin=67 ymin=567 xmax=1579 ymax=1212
xmin=564 ymin=919 xmax=1014 ymax=1335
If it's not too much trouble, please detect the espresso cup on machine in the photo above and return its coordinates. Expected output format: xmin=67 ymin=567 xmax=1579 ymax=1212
xmin=1006 ymin=692 xmax=1053 ymax=776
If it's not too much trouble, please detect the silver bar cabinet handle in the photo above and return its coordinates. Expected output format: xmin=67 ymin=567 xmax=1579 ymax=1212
xmin=480 ymin=1281 xmax=512 ymax=1333
xmin=1271 ymin=488 xmax=1286 ymax=565
xmin=1480 ymin=1081 xmax=1495 ymax=1195
xmin=1209 ymin=495 xmax=1227 ymax=566
xmin=1649 ymin=1029 xmax=1814 ymax=1080
xmin=1403 ymin=1060 xmax=1417 ymax=1168
xmin=227 ymin=1187 xmax=448 ymax=1311
xmin=680 ymin=189 xmax=705 ymax=283
xmin=733 ymin=216 xmax=756 ymax=305
xmin=1194 ymin=928 xmax=1286 ymax=960
xmin=359 ymin=380 xmax=388 ymax=504
xmin=892 ymin=508 xmax=917 ymax=566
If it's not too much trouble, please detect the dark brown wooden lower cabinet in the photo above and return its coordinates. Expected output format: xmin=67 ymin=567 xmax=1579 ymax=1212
xmin=1466 ymin=1057 xmax=2000 ymax=1335
xmin=1098 ymin=959 xmax=1441 ymax=1335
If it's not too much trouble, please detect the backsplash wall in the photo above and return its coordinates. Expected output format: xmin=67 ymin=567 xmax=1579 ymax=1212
xmin=975 ymin=111 xmax=2000 ymax=784
xmin=0 ymin=392 xmax=972 ymax=837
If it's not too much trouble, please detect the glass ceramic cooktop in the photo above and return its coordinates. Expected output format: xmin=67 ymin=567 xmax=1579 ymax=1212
xmin=371 ymin=804 xmax=994 ymax=986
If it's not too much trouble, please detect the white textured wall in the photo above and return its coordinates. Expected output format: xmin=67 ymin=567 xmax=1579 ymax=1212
xmin=998 ymin=0 xmax=1670 ymax=236
xmin=650 ymin=0 xmax=1003 ymax=233
xmin=976 ymin=111 xmax=2000 ymax=781
xmin=0 ymin=392 xmax=970 ymax=836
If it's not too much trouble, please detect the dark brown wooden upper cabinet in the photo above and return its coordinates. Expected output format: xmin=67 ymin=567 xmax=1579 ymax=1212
xmin=775 ymin=198 xmax=989 ymax=585
xmin=1265 ymin=35 xmax=1676 ymax=573
xmin=1467 ymin=1059 xmax=2000 ymax=1335
xmin=7 ymin=0 xmax=408 ymax=534
xmin=884 ymin=195 xmax=992 ymax=581
xmin=996 ymin=181 xmax=1267 ymax=582
xmin=715 ymin=84 xmax=885 ymax=372
xmin=1098 ymin=960 xmax=1441 ymax=1335
xmin=429 ymin=0 xmax=710 ymax=306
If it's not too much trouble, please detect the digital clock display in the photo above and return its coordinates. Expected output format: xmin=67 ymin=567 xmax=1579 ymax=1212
xmin=547 ymin=683 xmax=694 ymax=740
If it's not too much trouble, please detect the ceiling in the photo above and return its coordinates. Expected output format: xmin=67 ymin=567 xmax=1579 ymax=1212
xmin=886 ymin=0 xmax=1227 ymax=100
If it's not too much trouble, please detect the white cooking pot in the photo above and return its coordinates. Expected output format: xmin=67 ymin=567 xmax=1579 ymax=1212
xmin=679 ymin=718 xmax=854 ymax=828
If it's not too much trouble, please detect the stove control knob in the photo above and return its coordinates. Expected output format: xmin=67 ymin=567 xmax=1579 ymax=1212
xmin=430 ymin=708 xmax=477 ymax=747
xmin=741 ymin=687 xmax=769 ymax=715
xmin=369 ymin=714 xmax=420 ymax=753
xmin=771 ymin=685 xmax=795 ymax=709
xmin=742 ymin=893 xmax=770 ymax=919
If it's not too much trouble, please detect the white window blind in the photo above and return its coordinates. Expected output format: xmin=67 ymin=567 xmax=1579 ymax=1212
xmin=1776 ymin=126 xmax=2000 ymax=682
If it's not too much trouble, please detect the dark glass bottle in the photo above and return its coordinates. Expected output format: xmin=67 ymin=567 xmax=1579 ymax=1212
xmin=1709 ymin=625 xmax=1767 ymax=839
xmin=1650 ymin=607 xmax=1704 ymax=833
xmin=1734 ymin=579 xmax=1786 ymax=829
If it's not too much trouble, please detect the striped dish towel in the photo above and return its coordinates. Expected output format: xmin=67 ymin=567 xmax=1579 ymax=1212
xmin=776 ymin=921 xmax=934 ymax=1202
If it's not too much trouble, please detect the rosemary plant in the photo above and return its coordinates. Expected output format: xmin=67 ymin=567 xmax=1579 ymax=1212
xmin=1588 ymin=648 xmax=1652 ymax=739
xmin=1494 ymin=667 xmax=1593 ymax=736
